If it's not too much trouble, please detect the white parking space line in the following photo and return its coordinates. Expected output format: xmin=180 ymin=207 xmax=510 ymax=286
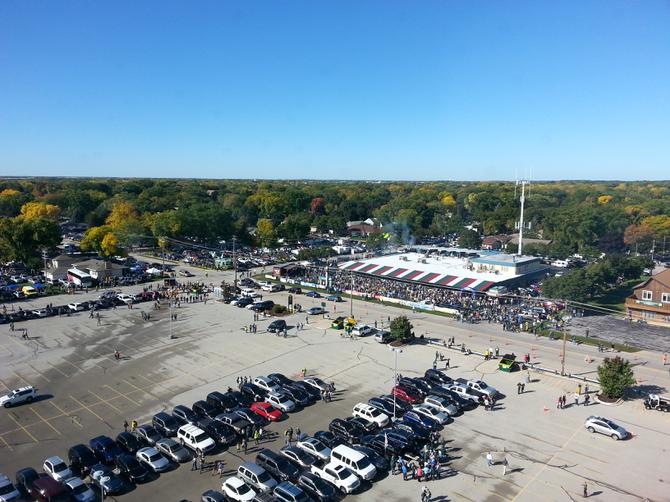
xmin=0 ymin=434 xmax=14 ymax=451
xmin=47 ymin=360 xmax=72 ymax=377
xmin=27 ymin=363 xmax=51 ymax=383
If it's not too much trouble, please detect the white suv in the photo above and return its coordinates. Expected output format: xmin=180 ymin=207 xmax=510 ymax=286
xmin=266 ymin=392 xmax=296 ymax=412
xmin=0 ymin=473 xmax=20 ymax=502
xmin=0 ymin=386 xmax=36 ymax=408
xmin=177 ymin=424 xmax=215 ymax=454
xmin=352 ymin=403 xmax=389 ymax=427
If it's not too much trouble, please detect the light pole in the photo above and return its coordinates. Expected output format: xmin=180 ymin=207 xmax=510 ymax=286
xmin=349 ymin=271 xmax=354 ymax=318
xmin=389 ymin=347 xmax=403 ymax=419
xmin=232 ymin=236 xmax=238 ymax=288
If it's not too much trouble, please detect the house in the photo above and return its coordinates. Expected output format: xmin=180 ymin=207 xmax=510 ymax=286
xmin=347 ymin=218 xmax=382 ymax=236
xmin=481 ymin=235 xmax=512 ymax=251
xmin=73 ymin=259 xmax=126 ymax=281
xmin=45 ymin=254 xmax=125 ymax=284
xmin=625 ymin=269 xmax=670 ymax=324
xmin=45 ymin=254 xmax=80 ymax=283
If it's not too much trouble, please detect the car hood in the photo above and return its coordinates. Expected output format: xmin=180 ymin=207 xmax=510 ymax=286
xmin=0 ymin=395 xmax=9 ymax=404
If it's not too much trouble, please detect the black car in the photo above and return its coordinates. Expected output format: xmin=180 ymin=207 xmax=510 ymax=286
xmin=197 ymin=418 xmax=237 ymax=446
xmin=411 ymin=377 xmax=437 ymax=395
xmin=68 ymin=444 xmax=98 ymax=477
xmin=152 ymin=412 xmax=180 ymax=437
xmin=368 ymin=397 xmax=402 ymax=418
xmin=15 ymin=467 xmax=40 ymax=497
xmin=378 ymin=394 xmax=412 ymax=412
xmin=361 ymin=433 xmax=408 ymax=457
xmin=239 ymin=382 xmax=267 ymax=401
xmin=231 ymin=407 xmax=265 ymax=428
xmin=172 ymin=405 xmax=199 ymax=425
xmin=297 ymin=472 xmax=338 ymax=502
xmin=225 ymin=391 xmax=253 ymax=408
xmin=115 ymin=454 xmax=149 ymax=483
xmin=354 ymin=445 xmax=390 ymax=473
xmin=268 ymin=373 xmax=293 ymax=387
xmin=267 ymin=319 xmax=287 ymax=333
xmin=255 ymin=449 xmax=300 ymax=482
xmin=192 ymin=400 xmax=220 ymax=419
xmin=383 ymin=429 xmax=419 ymax=453
xmin=424 ymin=369 xmax=453 ymax=386
xmin=281 ymin=385 xmax=311 ymax=407
xmin=292 ymin=381 xmax=321 ymax=400
xmin=287 ymin=287 xmax=302 ymax=294
xmin=394 ymin=422 xmax=430 ymax=443
xmin=249 ymin=300 xmax=274 ymax=312
xmin=235 ymin=297 xmax=254 ymax=308
xmin=328 ymin=418 xmax=365 ymax=444
xmin=397 ymin=379 xmax=428 ymax=398
xmin=347 ymin=416 xmax=379 ymax=434
xmin=442 ymin=389 xmax=477 ymax=410
xmin=116 ymin=432 xmax=143 ymax=454
xmin=206 ymin=391 xmax=237 ymax=412
xmin=314 ymin=430 xmax=345 ymax=449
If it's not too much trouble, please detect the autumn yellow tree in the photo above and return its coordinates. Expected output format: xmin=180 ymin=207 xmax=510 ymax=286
xmin=80 ymin=225 xmax=122 ymax=257
xmin=20 ymin=202 xmax=61 ymax=220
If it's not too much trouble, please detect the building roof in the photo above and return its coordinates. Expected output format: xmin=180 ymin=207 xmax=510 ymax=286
xmin=633 ymin=268 xmax=670 ymax=291
xmin=471 ymin=254 xmax=540 ymax=266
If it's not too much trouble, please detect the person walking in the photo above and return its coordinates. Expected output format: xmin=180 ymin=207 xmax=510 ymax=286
xmin=242 ymin=436 xmax=248 ymax=455
xmin=191 ymin=456 xmax=198 ymax=471
xmin=574 ymin=392 xmax=579 ymax=407
xmin=502 ymin=457 xmax=509 ymax=476
xmin=402 ymin=462 xmax=408 ymax=480
xmin=123 ymin=420 xmax=128 ymax=432
xmin=253 ymin=429 xmax=260 ymax=446
xmin=584 ymin=394 xmax=590 ymax=406
xmin=583 ymin=482 xmax=588 ymax=498
xmin=486 ymin=452 xmax=493 ymax=467
xmin=577 ymin=384 xmax=582 ymax=395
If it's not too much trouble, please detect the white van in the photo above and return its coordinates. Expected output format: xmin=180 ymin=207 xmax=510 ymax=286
xmin=241 ymin=288 xmax=260 ymax=298
xmin=352 ymin=403 xmax=389 ymax=427
xmin=330 ymin=444 xmax=376 ymax=481
xmin=176 ymin=424 xmax=215 ymax=454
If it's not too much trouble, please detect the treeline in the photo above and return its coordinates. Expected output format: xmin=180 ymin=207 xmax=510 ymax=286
xmin=0 ymin=178 xmax=669 ymax=267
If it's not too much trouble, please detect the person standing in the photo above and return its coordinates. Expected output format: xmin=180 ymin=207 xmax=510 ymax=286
xmin=123 ymin=420 xmax=128 ymax=432
xmin=502 ymin=457 xmax=508 ymax=476
xmin=486 ymin=452 xmax=493 ymax=467
xmin=574 ymin=393 xmax=579 ymax=407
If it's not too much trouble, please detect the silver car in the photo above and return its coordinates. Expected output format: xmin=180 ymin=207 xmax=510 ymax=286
xmin=584 ymin=416 xmax=628 ymax=440
xmin=64 ymin=477 xmax=96 ymax=502
xmin=155 ymin=438 xmax=191 ymax=463
xmin=136 ymin=447 xmax=170 ymax=472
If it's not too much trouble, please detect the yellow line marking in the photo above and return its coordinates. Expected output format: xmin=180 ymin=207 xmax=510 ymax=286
xmin=513 ymin=424 xmax=584 ymax=500
xmin=6 ymin=412 xmax=39 ymax=443
xmin=27 ymin=364 xmax=51 ymax=383
xmin=70 ymin=395 xmax=107 ymax=422
xmin=47 ymin=361 xmax=71 ymax=377
xmin=0 ymin=434 xmax=13 ymax=451
xmin=0 ymin=378 xmax=10 ymax=391
xmin=31 ymin=408 xmax=61 ymax=436
xmin=87 ymin=390 xmax=123 ymax=413
xmin=123 ymin=378 xmax=160 ymax=400
xmin=104 ymin=385 xmax=141 ymax=406
xmin=50 ymin=401 xmax=83 ymax=428
xmin=12 ymin=371 xmax=31 ymax=386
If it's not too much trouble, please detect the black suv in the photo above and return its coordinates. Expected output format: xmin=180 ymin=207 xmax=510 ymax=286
xmin=152 ymin=412 xmax=180 ymax=437
xmin=192 ymin=400 xmax=219 ymax=419
xmin=116 ymin=432 xmax=143 ymax=454
xmin=172 ymin=405 xmax=198 ymax=425
xmin=115 ymin=453 xmax=149 ymax=483
xmin=255 ymin=449 xmax=300 ymax=482
xmin=226 ymin=391 xmax=253 ymax=408
xmin=67 ymin=444 xmax=98 ymax=477
xmin=328 ymin=418 xmax=365 ymax=444
xmin=197 ymin=418 xmax=237 ymax=446
xmin=206 ymin=391 xmax=236 ymax=412
xmin=424 ymin=369 xmax=452 ymax=386
xmin=267 ymin=319 xmax=287 ymax=333
xmin=239 ymin=383 xmax=267 ymax=401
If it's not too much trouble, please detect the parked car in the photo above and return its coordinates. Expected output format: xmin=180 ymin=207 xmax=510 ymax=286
xmin=192 ymin=400 xmax=220 ymax=420
xmin=267 ymin=319 xmax=288 ymax=333
xmin=136 ymin=447 xmax=170 ymax=472
xmin=176 ymin=424 xmax=216 ymax=454
xmin=28 ymin=477 xmax=70 ymax=502
xmin=133 ymin=425 xmax=163 ymax=446
xmin=255 ymin=449 xmax=300 ymax=482
xmin=392 ymin=386 xmax=422 ymax=404
xmin=206 ymin=391 xmax=237 ymax=413
xmin=281 ymin=385 xmax=311 ymax=407
xmin=584 ymin=416 xmax=629 ymax=440
xmin=266 ymin=392 xmax=296 ymax=413
xmin=116 ymin=432 xmax=143 ymax=455
xmin=0 ymin=386 xmax=36 ymax=408
xmin=89 ymin=464 xmax=124 ymax=495
xmin=251 ymin=402 xmax=283 ymax=422
xmin=424 ymin=368 xmax=453 ymax=386
xmin=236 ymin=462 xmax=277 ymax=493
xmin=64 ymin=476 xmax=96 ymax=502
xmin=43 ymin=456 xmax=72 ymax=482
xmin=239 ymin=383 xmax=268 ymax=402
xmin=351 ymin=325 xmax=374 ymax=337
xmin=279 ymin=446 xmax=319 ymax=469
xmin=296 ymin=437 xmax=331 ymax=462
xmin=155 ymin=438 xmax=192 ymax=463
xmin=172 ymin=405 xmax=199 ymax=425
xmin=310 ymin=462 xmax=360 ymax=494
xmin=89 ymin=436 xmax=123 ymax=463
xmin=0 ymin=473 xmax=20 ymax=502
xmin=402 ymin=410 xmax=441 ymax=431
xmin=221 ymin=476 xmax=256 ymax=501
xmin=307 ymin=307 xmax=325 ymax=315
xmin=296 ymin=471 xmax=338 ymax=502
xmin=305 ymin=291 xmax=321 ymax=298
xmin=198 ymin=418 xmax=237 ymax=446
xmin=303 ymin=377 xmax=329 ymax=392
xmin=115 ymin=454 xmax=149 ymax=483
xmin=253 ymin=376 xmax=283 ymax=394
xmin=152 ymin=412 xmax=180 ymax=437
xmin=273 ymin=481 xmax=310 ymax=502
xmin=215 ymin=413 xmax=251 ymax=435
xmin=231 ymin=407 xmax=266 ymax=428
xmin=67 ymin=444 xmax=97 ymax=477
xmin=412 ymin=404 xmax=450 ymax=425
xmin=328 ymin=418 xmax=365 ymax=444
xmin=201 ymin=489 xmax=227 ymax=502
xmin=374 ymin=330 xmax=391 ymax=343
xmin=352 ymin=402 xmax=390 ymax=427
xmin=313 ymin=430 xmax=345 ymax=449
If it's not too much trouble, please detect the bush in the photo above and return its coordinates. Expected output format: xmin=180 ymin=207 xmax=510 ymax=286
xmin=390 ymin=315 xmax=415 ymax=343
xmin=271 ymin=304 xmax=288 ymax=315
xmin=597 ymin=356 xmax=635 ymax=398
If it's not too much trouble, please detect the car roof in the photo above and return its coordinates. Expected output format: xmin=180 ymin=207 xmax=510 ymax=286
xmin=226 ymin=476 xmax=246 ymax=487
xmin=45 ymin=455 xmax=64 ymax=463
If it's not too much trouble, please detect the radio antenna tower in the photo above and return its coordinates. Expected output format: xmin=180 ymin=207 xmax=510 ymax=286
xmin=516 ymin=180 xmax=531 ymax=255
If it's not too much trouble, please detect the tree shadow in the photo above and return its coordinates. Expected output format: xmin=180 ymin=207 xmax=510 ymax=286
xmin=624 ymin=384 xmax=667 ymax=400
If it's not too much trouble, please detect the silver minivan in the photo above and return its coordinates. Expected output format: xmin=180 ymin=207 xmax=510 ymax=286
xmin=237 ymin=461 xmax=278 ymax=492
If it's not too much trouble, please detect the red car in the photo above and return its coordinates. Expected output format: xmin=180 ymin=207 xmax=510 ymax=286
xmin=392 ymin=385 xmax=421 ymax=404
xmin=251 ymin=402 xmax=283 ymax=422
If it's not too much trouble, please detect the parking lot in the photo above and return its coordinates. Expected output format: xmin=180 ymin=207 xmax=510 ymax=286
xmin=1 ymin=266 xmax=669 ymax=502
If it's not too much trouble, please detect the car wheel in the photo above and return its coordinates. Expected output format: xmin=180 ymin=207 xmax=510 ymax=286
xmin=611 ymin=434 xmax=619 ymax=440
xmin=587 ymin=427 xmax=595 ymax=433
xmin=27 ymin=396 xmax=34 ymax=403
xmin=3 ymin=402 xmax=10 ymax=408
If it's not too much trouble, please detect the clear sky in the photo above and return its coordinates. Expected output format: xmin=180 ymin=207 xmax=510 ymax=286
xmin=1 ymin=1 xmax=668 ymax=180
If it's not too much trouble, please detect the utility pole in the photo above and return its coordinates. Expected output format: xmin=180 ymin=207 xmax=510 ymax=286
xmin=232 ymin=236 xmax=238 ymax=288
xmin=41 ymin=248 xmax=48 ymax=281
xmin=561 ymin=301 xmax=568 ymax=375
xmin=516 ymin=180 xmax=529 ymax=256
xmin=349 ymin=270 xmax=354 ymax=318
xmin=390 ymin=347 xmax=402 ymax=419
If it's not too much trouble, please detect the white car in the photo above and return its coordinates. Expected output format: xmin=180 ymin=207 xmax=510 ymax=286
xmin=352 ymin=325 xmax=374 ymax=337
xmin=136 ymin=447 xmax=170 ymax=472
xmin=303 ymin=377 xmax=328 ymax=392
xmin=265 ymin=392 xmax=296 ymax=412
xmin=0 ymin=473 xmax=20 ymax=502
xmin=32 ymin=309 xmax=49 ymax=318
xmin=584 ymin=416 xmax=629 ymax=440
xmin=352 ymin=403 xmax=390 ymax=427
xmin=68 ymin=302 xmax=85 ymax=312
xmin=296 ymin=437 xmax=331 ymax=461
xmin=413 ymin=404 xmax=450 ymax=425
xmin=423 ymin=395 xmax=459 ymax=416
xmin=116 ymin=294 xmax=134 ymax=305
xmin=260 ymin=283 xmax=274 ymax=292
xmin=0 ymin=386 xmax=37 ymax=408
xmin=222 ymin=476 xmax=257 ymax=501
xmin=253 ymin=376 xmax=282 ymax=395
xmin=311 ymin=462 xmax=360 ymax=494
xmin=43 ymin=456 xmax=72 ymax=482
xmin=176 ymin=424 xmax=216 ymax=453
xmin=64 ymin=476 xmax=96 ymax=502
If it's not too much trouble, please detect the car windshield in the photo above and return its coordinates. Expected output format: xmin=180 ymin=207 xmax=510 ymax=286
xmin=169 ymin=443 xmax=182 ymax=452
xmin=479 ymin=382 xmax=488 ymax=388
xmin=237 ymin=483 xmax=251 ymax=494
xmin=354 ymin=457 xmax=371 ymax=469
xmin=53 ymin=462 xmax=67 ymax=471
xmin=0 ymin=484 xmax=16 ymax=495
xmin=370 ymin=408 xmax=381 ymax=416
xmin=148 ymin=453 xmax=162 ymax=462
xmin=603 ymin=419 xmax=617 ymax=428
xmin=266 ymin=405 xmax=278 ymax=413
xmin=258 ymin=471 xmax=271 ymax=482
xmin=72 ymin=483 xmax=87 ymax=494
xmin=336 ymin=468 xmax=352 ymax=479
xmin=195 ymin=433 xmax=209 ymax=443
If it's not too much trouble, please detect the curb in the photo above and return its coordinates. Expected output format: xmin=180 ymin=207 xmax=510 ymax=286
xmin=595 ymin=395 xmax=623 ymax=406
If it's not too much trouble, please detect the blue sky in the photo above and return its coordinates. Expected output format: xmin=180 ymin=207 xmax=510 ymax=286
xmin=1 ymin=1 xmax=668 ymax=180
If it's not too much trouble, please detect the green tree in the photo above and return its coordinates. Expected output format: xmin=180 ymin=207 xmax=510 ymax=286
xmin=256 ymin=218 xmax=277 ymax=248
xmin=597 ymin=356 xmax=636 ymax=399
xmin=390 ymin=316 xmax=415 ymax=343
xmin=0 ymin=216 xmax=61 ymax=266
xmin=458 ymin=229 xmax=482 ymax=249
xmin=277 ymin=214 xmax=311 ymax=242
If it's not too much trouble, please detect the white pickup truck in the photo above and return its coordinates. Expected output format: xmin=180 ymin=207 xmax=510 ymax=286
xmin=311 ymin=462 xmax=360 ymax=494
xmin=456 ymin=378 xmax=499 ymax=399
xmin=448 ymin=383 xmax=482 ymax=403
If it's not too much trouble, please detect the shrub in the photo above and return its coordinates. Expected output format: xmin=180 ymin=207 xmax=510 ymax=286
xmin=271 ymin=304 xmax=288 ymax=315
xmin=390 ymin=315 xmax=415 ymax=343
xmin=597 ymin=356 xmax=635 ymax=398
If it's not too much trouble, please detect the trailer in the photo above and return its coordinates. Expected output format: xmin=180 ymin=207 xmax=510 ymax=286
xmin=644 ymin=394 xmax=670 ymax=412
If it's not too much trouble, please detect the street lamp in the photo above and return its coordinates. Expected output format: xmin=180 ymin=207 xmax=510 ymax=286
xmin=349 ymin=270 xmax=354 ymax=318
xmin=389 ymin=346 xmax=403 ymax=419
